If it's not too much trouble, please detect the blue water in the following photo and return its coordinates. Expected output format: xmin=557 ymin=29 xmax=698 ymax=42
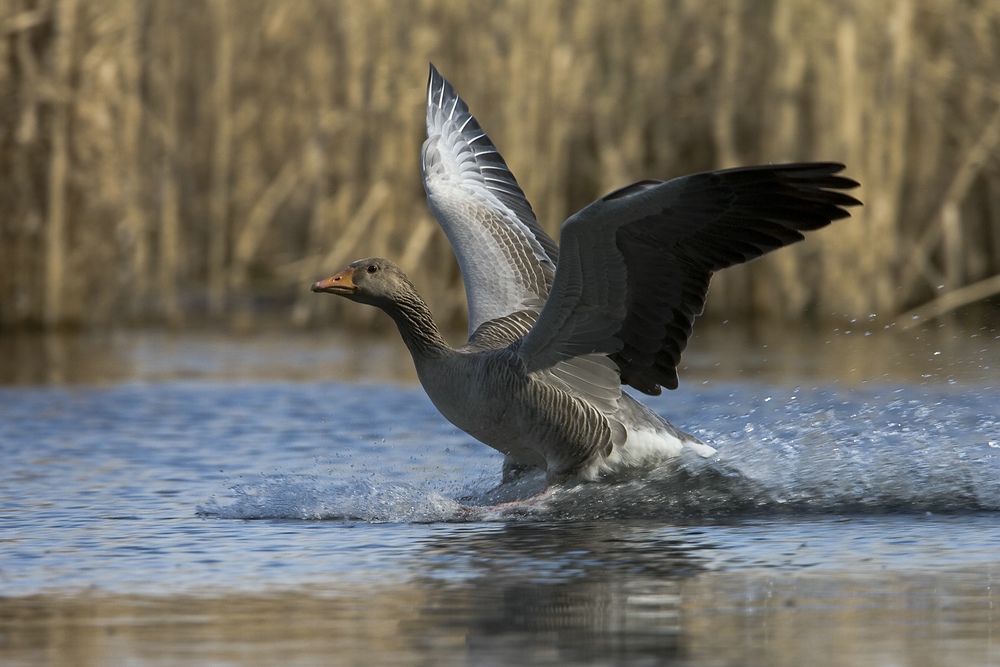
xmin=2 ymin=376 xmax=998 ymax=597
xmin=2 ymin=330 xmax=999 ymax=665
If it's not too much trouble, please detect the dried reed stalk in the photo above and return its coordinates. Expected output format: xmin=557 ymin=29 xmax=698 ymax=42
xmin=157 ymin=3 xmax=182 ymax=326
xmin=42 ymin=0 xmax=75 ymax=327
xmin=208 ymin=0 xmax=233 ymax=317
xmin=2 ymin=0 xmax=999 ymax=330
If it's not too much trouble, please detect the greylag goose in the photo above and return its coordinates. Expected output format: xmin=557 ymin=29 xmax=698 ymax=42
xmin=313 ymin=64 xmax=861 ymax=486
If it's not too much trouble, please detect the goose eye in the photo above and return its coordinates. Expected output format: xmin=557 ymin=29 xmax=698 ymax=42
xmin=366 ymin=265 xmax=378 ymax=274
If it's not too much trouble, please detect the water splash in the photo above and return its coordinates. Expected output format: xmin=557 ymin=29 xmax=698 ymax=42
xmin=709 ymin=386 xmax=1000 ymax=514
xmin=197 ymin=475 xmax=469 ymax=522
xmin=199 ymin=383 xmax=1000 ymax=523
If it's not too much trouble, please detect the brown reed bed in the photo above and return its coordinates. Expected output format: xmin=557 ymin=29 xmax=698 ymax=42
xmin=1 ymin=0 xmax=999 ymax=331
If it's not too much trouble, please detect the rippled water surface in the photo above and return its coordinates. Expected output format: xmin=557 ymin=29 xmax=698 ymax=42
xmin=1 ymin=326 xmax=998 ymax=665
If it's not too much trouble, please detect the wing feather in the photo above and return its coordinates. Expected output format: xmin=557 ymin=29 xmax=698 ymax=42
xmin=518 ymin=163 xmax=862 ymax=394
xmin=422 ymin=64 xmax=559 ymax=337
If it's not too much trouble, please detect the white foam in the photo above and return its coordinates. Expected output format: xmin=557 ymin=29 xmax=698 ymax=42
xmin=197 ymin=475 xmax=467 ymax=522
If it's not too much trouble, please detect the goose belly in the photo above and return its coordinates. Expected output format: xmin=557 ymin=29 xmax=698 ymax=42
xmin=414 ymin=356 xmax=717 ymax=481
xmin=414 ymin=358 xmax=584 ymax=472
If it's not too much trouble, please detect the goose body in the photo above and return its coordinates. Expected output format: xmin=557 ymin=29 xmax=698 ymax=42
xmin=313 ymin=65 xmax=861 ymax=486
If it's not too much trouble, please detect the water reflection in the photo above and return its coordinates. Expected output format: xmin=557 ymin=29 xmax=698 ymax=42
xmin=408 ymin=520 xmax=1000 ymax=665
xmin=1 ymin=320 xmax=998 ymax=386
xmin=418 ymin=522 xmax=712 ymax=582
xmin=0 ymin=329 xmax=418 ymax=386
xmin=3 ymin=520 xmax=997 ymax=666
xmin=414 ymin=522 xmax=708 ymax=664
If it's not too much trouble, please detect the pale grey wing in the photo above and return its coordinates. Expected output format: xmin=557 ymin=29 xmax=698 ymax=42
xmin=535 ymin=353 xmax=623 ymax=416
xmin=422 ymin=64 xmax=558 ymax=338
xmin=518 ymin=163 xmax=862 ymax=394
xmin=467 ymin=310 xmax=623 ymax=415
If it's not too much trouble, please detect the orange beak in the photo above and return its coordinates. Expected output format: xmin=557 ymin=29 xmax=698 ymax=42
xmin=311 ymin=267 xmax=357 ymax=295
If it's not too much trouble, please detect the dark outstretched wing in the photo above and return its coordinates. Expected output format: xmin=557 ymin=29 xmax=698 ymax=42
xmin=517 ymin=163 xmax=862 ymax=394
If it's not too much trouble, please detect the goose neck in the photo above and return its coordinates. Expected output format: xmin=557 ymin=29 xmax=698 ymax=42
xmin=384 ymin=294 xmax=450 ymax=359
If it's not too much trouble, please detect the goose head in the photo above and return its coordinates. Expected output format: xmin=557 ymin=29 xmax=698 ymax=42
xmin=311 ymin=257 xmax=417 ymax=308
